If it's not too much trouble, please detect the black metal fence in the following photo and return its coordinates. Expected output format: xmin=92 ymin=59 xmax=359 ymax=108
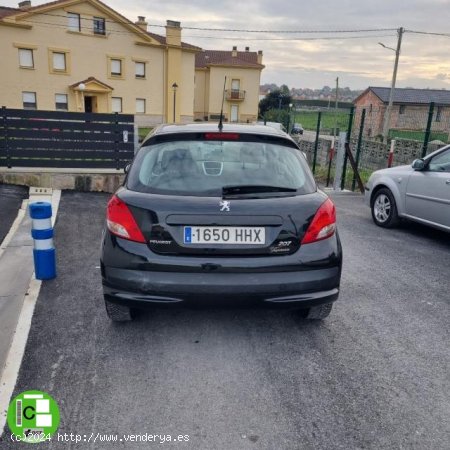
xmin=292 ymin=102 xmax=449 ymax=190
xmin=0 ymin=107 xmax=134 ymax=169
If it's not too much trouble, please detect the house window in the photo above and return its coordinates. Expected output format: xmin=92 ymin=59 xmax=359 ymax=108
xmin=399 ymin=105 xmax=406 ymax=115
xmin=48 ymin=49 xmax=70 ymax=74
xmin=112 ymin=97 xmax=122 ymax=113
xmin=435 ymin=106 xmax=443 ymax=122
xmin=93 ymin=17 xmax=105 ymax=35
xmin=23 ymin=91 xmax=37 ymax=110
xmin=135 ymin=62 xmax=145 ymax=78
xmin=18 ymin=48 xmax=34 ymax=68
xmin=55 ymin=94 xmax=68 ymax=111
xmin=231 ymin=79 xmax=240 ymax=99
xmin=52 ymin=52 xmax=66 ymax=71
xmin=136 ymin=98 xmax=146 ymax=113
xmin=67 ymin=12 xmax=80 ymax=32
xmin=110 ymin=59 xmax=122 ymax=76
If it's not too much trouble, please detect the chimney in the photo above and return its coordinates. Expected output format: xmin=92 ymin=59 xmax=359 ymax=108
xmin=135 ymin=16 xmax=148 ymax=31
xmin=18 ymin=0 xmax=31 ymax=9
xmin=245 ymin=47 xmax=250 ymax=52
xmin=232 ymin=46 xmax=237 ymax=57
xmin=166 ymin=20 xmax=181 ymax=46
xmin=257 ymin=50 xmax=263 ymax=64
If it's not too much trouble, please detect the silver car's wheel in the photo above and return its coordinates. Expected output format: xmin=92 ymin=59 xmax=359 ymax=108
xmin=371 ymin=188 xmax=399 ymax=228
xmin=374 ymin=194 xmax=391 ymax=223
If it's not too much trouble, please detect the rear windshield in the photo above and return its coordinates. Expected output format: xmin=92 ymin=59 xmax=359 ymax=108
xmin=127 ymin=137 xmax=316 ymax=196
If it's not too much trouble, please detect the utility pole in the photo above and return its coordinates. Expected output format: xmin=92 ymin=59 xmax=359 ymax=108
xmin=332 ymin=77 xmax=339 ymax=144
xmin=381 ymin=27 xmax=404 ymax=143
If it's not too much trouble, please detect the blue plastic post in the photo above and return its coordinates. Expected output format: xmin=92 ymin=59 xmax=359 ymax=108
xmin=29 ymin=201 xmax=56 ymax=280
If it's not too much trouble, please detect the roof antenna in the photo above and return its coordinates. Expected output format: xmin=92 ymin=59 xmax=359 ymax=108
xmin=218 ymin=76 xmax=226 ymax=131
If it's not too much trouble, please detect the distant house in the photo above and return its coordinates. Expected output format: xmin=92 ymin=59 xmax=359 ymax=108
xmin=0 ymin=0 xmax=201 ymax=124
xmin=354 ymin=87 xmax=450 ymax=137
xmin=194 ymin=46 xmax=264 ymax=123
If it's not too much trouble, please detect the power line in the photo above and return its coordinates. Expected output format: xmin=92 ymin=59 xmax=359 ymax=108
xmin=14 ymin=17 xmax=398 ymax=42
xmin=17 ymin=17 xmax=150 ymax=35
xmin=7 ymin=9 xmax=398 ymax=34
xmin=405 ymin=29 xmax=450 ymax=38
xmin=165 ymin=26 xmax=398 ymax=34
xmin=8 ymin=10 xmax=450 ymax=41
xmin=182 ymin=34 xmax=398 ymax=41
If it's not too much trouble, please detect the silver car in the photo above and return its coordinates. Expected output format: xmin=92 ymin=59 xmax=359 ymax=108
xmin=365 ymin=145 xmax=450 ymax=232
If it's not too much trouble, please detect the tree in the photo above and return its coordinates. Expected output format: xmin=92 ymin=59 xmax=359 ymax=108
xmin=258 ymin=89 xmax=293 ymax=118
xmin=279 ymin=84 xmax=290 ymax=96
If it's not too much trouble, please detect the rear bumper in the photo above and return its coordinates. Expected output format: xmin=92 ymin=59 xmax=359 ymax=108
xmin=102 ymin=266 xmax=340 ymax=308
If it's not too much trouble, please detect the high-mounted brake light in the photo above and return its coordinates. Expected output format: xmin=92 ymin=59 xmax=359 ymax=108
xmin=301 ymin=198 xmax=336 ymax=244
xmin=106 ymin=195 xmax=146 ymax=243
xmin=205 ymin=133 xmax=240 ymax=140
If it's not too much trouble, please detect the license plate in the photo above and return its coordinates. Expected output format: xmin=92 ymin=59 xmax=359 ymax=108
xmin=184 ymin=226 xmax=265 ymax=245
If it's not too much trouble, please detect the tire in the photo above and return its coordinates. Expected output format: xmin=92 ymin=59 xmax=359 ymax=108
xmin=304 ymin=302 xmax=333 ymax=320
xmin=104 ymin=296 xmax=133 ymax=322
xmin=371 ymin=188 xmax=399 ymax=228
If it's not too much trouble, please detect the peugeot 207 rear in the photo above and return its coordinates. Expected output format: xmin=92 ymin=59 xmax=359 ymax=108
xmin=100 ymin=124 xmax=342 ymax=321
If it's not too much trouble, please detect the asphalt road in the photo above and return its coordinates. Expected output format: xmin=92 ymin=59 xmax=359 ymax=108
xmin=0 ymin=184 xmax=28 ymax=245
xmin=1 ymin=191 xmax=449 ymax=449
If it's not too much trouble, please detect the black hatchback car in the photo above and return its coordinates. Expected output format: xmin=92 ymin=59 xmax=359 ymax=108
xmin=100 ymin=123 xmax=342 ymax=321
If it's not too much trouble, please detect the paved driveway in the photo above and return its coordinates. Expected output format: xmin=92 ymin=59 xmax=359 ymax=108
xmin=1 ymin=191 xmax=449 ymax=449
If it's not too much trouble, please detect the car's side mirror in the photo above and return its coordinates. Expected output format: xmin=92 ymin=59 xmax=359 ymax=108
xmin=124 ymin=163 xmax=131 ymax=174
xmin=412 ymin=159 xmax=425 ymax=171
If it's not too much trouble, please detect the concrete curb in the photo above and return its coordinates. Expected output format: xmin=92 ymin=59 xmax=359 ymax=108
xmin=0 ymin=168 xmax=124 ymax=193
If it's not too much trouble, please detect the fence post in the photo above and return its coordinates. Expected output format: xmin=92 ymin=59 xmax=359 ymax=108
xmin=421 ymin=102 xmax=434 ymax=158
xmin=333 ymin=132 xmax=346 ymax=190
xmin=341 ymin=106 xmax=355 ymax=190
xmin=352 ymin=108 xmax=366 ymax=191
xmin=387 ymin=139 xmax=396 ymax=167
xmin=1 ymin=106 xmax=10 ymax=169
xmin=326 ymin=137 xmax=334 ymax=187
xmin=312 ymin=111 xmax=321 ymax=175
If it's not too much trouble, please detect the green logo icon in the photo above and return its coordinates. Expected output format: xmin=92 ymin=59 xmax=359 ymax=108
xmin=7 ymin=390 xmax=60 ymax=443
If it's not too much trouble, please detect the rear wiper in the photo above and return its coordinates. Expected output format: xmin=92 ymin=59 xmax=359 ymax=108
xmin=222 ymin=185 xmax=297 ymax=196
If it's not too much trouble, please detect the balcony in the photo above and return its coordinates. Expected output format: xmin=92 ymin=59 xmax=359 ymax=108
xmin=225 ymin=89 xmax=246 ymax=101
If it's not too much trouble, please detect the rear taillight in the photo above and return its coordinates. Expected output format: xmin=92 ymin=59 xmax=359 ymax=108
xmin=301 ymin=198 xmax=336 ymax=244
xmin=106 ymin=195 xmax=146 ymax=243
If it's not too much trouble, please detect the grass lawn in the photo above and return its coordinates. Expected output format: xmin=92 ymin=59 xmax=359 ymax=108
xmin=388 ymin=129 xmax=449 ymax=143
xmin=138 ymin=127 xmax=153 ymax=141
xmin=292 ymin=110 xmax=351 ymax=134
xmin=313 ymin=163 xmax=373 ymax=192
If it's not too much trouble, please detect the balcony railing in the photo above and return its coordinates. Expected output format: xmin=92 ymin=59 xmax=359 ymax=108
xmin=225 ymin=89 xmax=246 ymax=101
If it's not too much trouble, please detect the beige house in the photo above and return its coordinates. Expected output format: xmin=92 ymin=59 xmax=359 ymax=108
xmin=194 ymin=47 xmax=264 ymax=123
xmin=0 ymin=0 xmax=201 ymax=124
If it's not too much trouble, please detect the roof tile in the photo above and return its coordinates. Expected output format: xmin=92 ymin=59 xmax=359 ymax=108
xmin=0 ymin=6 xmax=19 ymax=18
xmin=368 ymin=86 xmax=450 ymax=105
xmin=196 ymin=50 xmax=263 ymax=69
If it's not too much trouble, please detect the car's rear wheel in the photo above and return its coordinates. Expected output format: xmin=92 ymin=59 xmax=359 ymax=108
xmin=371 ymin=188 xmax=399 ymax=228
xmin=304 ymin=302 xmax=333 ymax=320
xmin=104 ymin=296 xmax=133 ymax=322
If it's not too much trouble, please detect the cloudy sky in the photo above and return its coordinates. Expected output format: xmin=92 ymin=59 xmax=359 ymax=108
xmin=4 ymin=0 xmax=450 ymax=89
